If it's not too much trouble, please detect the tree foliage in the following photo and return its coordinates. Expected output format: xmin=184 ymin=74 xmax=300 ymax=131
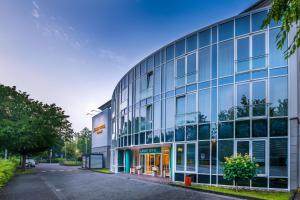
xmin=263 ymin=0 xmax=300 ymax=58
xmin=223 ymin=154 xmax=258 ymax=190
xmin=0 ymin=85 xmax=73 ymax=167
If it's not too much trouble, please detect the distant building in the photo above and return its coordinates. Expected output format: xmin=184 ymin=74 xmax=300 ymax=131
xmin=91 ymin=100 xmax=111 ymax=169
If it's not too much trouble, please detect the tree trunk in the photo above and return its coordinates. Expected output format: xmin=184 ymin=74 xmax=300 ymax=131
xmin=21 ymin=154 xmax=26 ymax=171
xmin=235 ymin=178 xmax=239 ymax=192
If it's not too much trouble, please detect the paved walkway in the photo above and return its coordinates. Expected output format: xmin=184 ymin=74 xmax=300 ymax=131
xmin=0 ymin=164 xmax=244 ymax=200
xmin=117 ymin=173 xmax=171 ymax=184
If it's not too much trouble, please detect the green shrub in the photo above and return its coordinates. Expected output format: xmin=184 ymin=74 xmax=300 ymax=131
xmin=59 ymin=160 xmax=81 ymax=166
xmin=223 ymin=154 xmax=258 ymax=190
xmin=0 ymin=159 xmax=18 ymax=188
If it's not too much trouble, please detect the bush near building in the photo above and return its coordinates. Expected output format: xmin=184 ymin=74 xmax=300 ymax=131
xmin=59 ymin=160 xmax=81 ymax=166
xmin=0 ymin=158 xmax=18 ymax=188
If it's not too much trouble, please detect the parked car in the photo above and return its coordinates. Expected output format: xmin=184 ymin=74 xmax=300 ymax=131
xmin=25 ymin=159 xmax=36 ymax=167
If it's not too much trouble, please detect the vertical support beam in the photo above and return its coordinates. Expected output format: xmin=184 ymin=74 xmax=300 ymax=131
xmin=169 ymin=144 xmax=173 ymax=180
xmin=125 ymin=149 xmax=131 ymax=174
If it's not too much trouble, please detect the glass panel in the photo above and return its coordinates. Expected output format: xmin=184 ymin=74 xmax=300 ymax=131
xmin=175 ymin=39 xmax=185 ymax=57
xmin=218 ymin=122 xmax=233 ymax=139
xmin=146 ymin=131 xmax=152 ymax=144
xmin=153 ymin=101 xmax=161 ymax=130
xmin=165 ymin=61 xmax=174 ymax=91
xmin=186 ymin=93 xmax=196 ymax=114
xmin=252 ymin=33 xmax=265 ymax=69
xmin=176 ymin=96 xmax=185 ymax=115
xmin=235 ymin=15 xmax=250 ymax=36
xmin=139 ymin=132 xmax=145 ymax=144
xmin=253 ymin=141 xmax=266 ymax=174
xmin=218 ymin=84 xmax=234 ymax=121
xmin=198 ymin=141 xmax=210 ymax=173
xmin=235 ymin=120 xmax=250 ymax=138
xmin=186 ymin=143 xmax=196 ymax=171
xmin=198 ymin=29 xmax=210 ymax=48
xmin=237 ymin=83 xmax=250 ymax=118
xmin=146 ymin=105 xmax=152 ymax=130
xmin=252 ymin=119 xmax=267 ymax=137
xmin=165 ymin=97 xmax=175 ymax=128
xmin=219 ymin=20 xmax=234 ymax=41
xmin=218 ymin=40 xmax=234 ymax=77
xmin=218 ymin=140 xmax=233 ymax=173
xmin=176 ymin=58 xmax=185 ymax=87
xmin=270 ymin=118 xmax=288 ymax=137
xmin=154 ymin=52 xmax=160 ymax=67
xmin=270 ymin=76 xmax=288 ymax=117
xmin=212 ymin=44 xmax=217 ymax=79
xmin=153 ymin=130 xmax=160 ymax=143
xmin=154 ymin=67 xmax=161 ymax=95
xmin=269 ymin=28 xmax=288 ymax=67
xmin=199 ymin=89 xmax=211 ymax=123
xmin=252 ymin=10 xmax=267 ymax=32
xmin=198 ymin=124 xmax=210 ymax=140
xmin=211 ymin=87 xmax=217 ymax=122
xmin=212 ymin=26 xmax=217 ymax=43
xmin=237 ymin=37 xmax=250 ymax=72
xmin=166 ymin=45 xmax=174 ymax=61
xmin=199 ymin=46 xmax=211 ymax=82
xmin=186 ymin=125 xmax=197 ymax=141
xmin=187 ymin=53 xmax=196 ymax=84
xmin=176 ymin=144 xmax=185 ymax=171
xmin=252 ymin=81 xmax=266 ymax=116
xmin=187 ymin=34 xmax=197 ymax=52
xmin=270 ymin=138 xmax=288 ymax=177
xmin=175 ymin=126 xmax=185 ymax=141
xmin=237 ymin=141 xmax=249 ymax=155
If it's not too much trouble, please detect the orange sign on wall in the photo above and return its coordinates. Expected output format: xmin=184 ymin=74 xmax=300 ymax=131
xmin=94 ymin=123 xmax=106 ymax=134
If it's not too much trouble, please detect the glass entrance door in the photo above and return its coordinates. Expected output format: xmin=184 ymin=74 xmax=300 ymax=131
xmin=143 ymin=154 xmax=161 ymax=175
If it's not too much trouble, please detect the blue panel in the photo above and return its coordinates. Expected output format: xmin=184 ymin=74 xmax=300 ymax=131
xmin=270 ymin=67 xmax=288 ymax=77
xmin=198 ymin=81 xmax=210 ymax=89
xmin=176 ymin=87 xmax=185 ymax=95
xmin=235 ymin=72 xmax=250 ymax=82
xmin=218 ymin=76 xmax=233 ymax=85
xmin=186 ymin=84 xmax=197 ymax=92
xmin=252 ymin=70 xmax=267 ymax=79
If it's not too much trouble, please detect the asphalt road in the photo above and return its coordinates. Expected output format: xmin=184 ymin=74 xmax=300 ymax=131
xmin=0 ymin=164 xmax=243 ymax=200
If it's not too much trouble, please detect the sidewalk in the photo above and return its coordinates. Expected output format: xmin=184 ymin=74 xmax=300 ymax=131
xmin=117 ymin=173 xmax=171 ymax=184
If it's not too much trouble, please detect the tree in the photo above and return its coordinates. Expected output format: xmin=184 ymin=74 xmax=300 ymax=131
xmin=0 ymin=85 xmax=73 ymax=169
xmin=263 ymin=0 xmax=300 ymax=58
xmin=223 ymin=154 xmax=258 ymax=191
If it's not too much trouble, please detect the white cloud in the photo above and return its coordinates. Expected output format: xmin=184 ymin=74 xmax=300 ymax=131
xmin=32 ymin=1 xmax=40 ymax=10
xmin=32 ymin=9 xmax=40 ymax=18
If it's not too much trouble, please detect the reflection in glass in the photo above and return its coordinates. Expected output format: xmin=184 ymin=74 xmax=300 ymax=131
xmin=153 ymin=101 xmax=161 ymax=130
xmin=218 ymin=140 xmax=233 ymax=173
xmin=176 ymin=58 xmax=185 ymax=87
xmin=166 ymin=45 xmax=174 ymax=61
xmin=199 ymin=29 xmax=210 ymax=48
xmin=237 ymin=141 xmax=249 ymax=155
xmin=176 ymin=144 xmax=185 ymax=171
xmin=186 ymin=144 xmax=196 ymax=171
xmin=252 ymin=119 xmax=267 ymax=137
xmin=252 ymin=10 xmax=267 ymax=32
xmin=252 ymin=81 xmax=266 ymax=116
xmin=219 ymin=20 xmax=234 ymax=41
xmin=175 ymin=39 xmax=185 ymax=57
xmin=218 ymin=40 xmax=234 ymax=77
xmin=269 ymin=28 xmax=288 ymax=68
xmin=187 ymin=53 xmax=196 ymax=84
xmin=154 ymin=67 xmax=161 ymax=95
xmin=165 ymin=97 xmax=175 ymax=128
xmin=270 ymin=138 xmax=288 ymax=177
xmin=237 ymin=37 xmax=249 ymax=72
xmin=218 ymin=122 xmax=233 ymax=139
xmin=252 ymin=33 xmax=265 ymax=69
xmin=186 ymin=125 xmax=197 ymax=141
xmin=235 ymin=15 xmax=250 ymax=36
xmin=199 ymin=47 xmax=211 ymax=82
xmin=235 ymin=120 xmax=250 ymax=138
xmin=175 ymin=126 xmax=185 ymax=141
xmin=198 ymin=124 xmax=210 ymax=140
xmin=218 ymin=84 xmax=234 ymax=121
xmin=198 ymin=141 xmax=210 ymax=173
xmin=199 ymin=89 xmax=211 ymax=123
xmin=187 ymin=34 xmax=197 ymax=52
xmin=165 ymin=61 xmax=174 ymax=91
xmin=253 ymin=141 xmax=266 ymax=174
xmin=270 ymin=76 xmax=288 ymax=116
xmin=270 ymin=118 xmax=288 ymax=137
xmin=237 ymin=83 xmax=250 ymax=118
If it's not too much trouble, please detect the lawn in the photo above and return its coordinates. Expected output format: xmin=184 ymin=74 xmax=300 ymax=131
xmin=174 ymin=183 xmax=292 ymax=200
xmin=94 ymin=168 xmax=111 ymax=173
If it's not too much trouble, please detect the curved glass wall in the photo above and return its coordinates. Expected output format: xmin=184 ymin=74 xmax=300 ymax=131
xmin=111 ymin=6 xmax=288 ymax=189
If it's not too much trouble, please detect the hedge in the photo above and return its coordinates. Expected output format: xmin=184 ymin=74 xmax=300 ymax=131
xmin=0 ymin=158 xmax=18 ymax=188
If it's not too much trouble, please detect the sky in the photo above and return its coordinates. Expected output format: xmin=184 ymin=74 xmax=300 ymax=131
xmin=0 ymin=0 xmax=257 ymax=132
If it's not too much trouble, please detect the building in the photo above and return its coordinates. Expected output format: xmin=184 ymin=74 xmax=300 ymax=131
xmin=91 ymin=100 xmax=112 ymax=169
xmin=109 ymin=0 xmax=300 ymax=190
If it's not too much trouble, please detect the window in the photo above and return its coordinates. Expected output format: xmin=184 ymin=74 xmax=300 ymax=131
xmin=176 ymin=58 xmax=185 ymax=87
xmin=218 ymin=40 xmax=234 ymax=77
xmin=186 ymin=125 xmax=197 ymax=141
xmin=252 ymin=81 xmax=266 ymax=116
xmin=187 ymin=53 xmax=196 ymax=84
xmin=269 ymin=28 xmax=287 ymax=68
xmin=187 ymin=34 xmax=197 ymax=52
xmin=218 ymin=140 xmax=233 ymax=173
xmin=237 ymin=141 xmax=249 ymax=155
xmin=252 ymin=119 xmax=267 ymax=137
xmin=212 ymin=44 xmax=217 ymax=79
xmin=199 ymin=29 xmax=210 ymax=48
xmin=199 ymin=46 xmax=211 ymax=82
xmin=166 ymin=97 xmax=175 ymax=128
xmin=235 ymin=120 xmax=250 ymax=138
xmin=186 ymin=93 xmax=197 ymax=124
xmin=252 ymin=10 xmax=267 ymax=32
xmin=198 ymin=141 xmax=210 ymax=173
xmin=139 ymin=132 xmax=145 ymax=144
xmin=165 ymin=61 xmax=174 ymax=91
xmin=270 ymin=118 xmax=288 ymax=137
xmin=147 ymin=71 xmax=153 ymax=89
xmin=212 ymin=26 xmax=217 ymax=43
xmin=146 ymin=105 xmax=152 ymax=130
xmin=186 ymin=144 xmax=196 ymax=171
xmin=252 ymin=33 xmax=265 ymax=69
xmin=237 ymin=37 xmax=250 ymax=72
xmin=154 ymin=52 xmax=160 ymax=67
xmin=175 ymin=126 xmax=185 ymax=141
xmin=253 ymin=141 xmax=266 ymax=174
xmin=218 ymin=122 xmax=233 ymax=139
xmin=198 ymin=124 xmax=210 ymax=140
xmin=176 ymin=96 xmax=185 ymax=125
xmin=236 ymin=83 xmax=250 ymax=118
xmin=140 ymin=106 xmax=146 ymax=131
xmin=270 ymin=138 xmax=288 ymax=176
xmin=153 ymin=101 xmax=161 ymax=130
xmin=219 ymin=20 xmax=234 ymax=41
xmin=235 ymin=15 xmax=250 ymax=36
xmin=176 ymin=144 xmax=185 ymax=171
xmin=146 ymin=131 xmax=152 ymax=144
xmin=218 ymin=84 xmax=234 ymax=121
xmin=270 ymin=76 xmax=288 ymax=116
xmin=154 ymin=67 xmax=161 ymax=95
xmin=175 ymin=39 xmax=185 ymax=57
xmin=199 ymin=89 xmax=210 ymax=123
xmin=147 ymin=56 xmax=154 ymax=71
xmin=166 ymin=45 xmax=174 ymax=61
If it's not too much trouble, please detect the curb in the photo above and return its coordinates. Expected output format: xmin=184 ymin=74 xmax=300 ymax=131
xmin=169 ymin=183 xmax=261 ymax=200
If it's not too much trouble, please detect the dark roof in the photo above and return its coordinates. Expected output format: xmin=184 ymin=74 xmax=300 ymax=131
xmin=98 ymin=100 xmax=111 ymax=111
xmin=241 ymin=0 xmax=272 ymax=14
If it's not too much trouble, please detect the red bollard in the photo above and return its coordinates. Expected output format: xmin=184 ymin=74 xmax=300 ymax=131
xmin=185 ymin=176 xmax=192 ymax=187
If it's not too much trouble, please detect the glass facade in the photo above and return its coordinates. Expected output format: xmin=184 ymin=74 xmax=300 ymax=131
xmin=111 ymin=5 xmax=290 ymax=190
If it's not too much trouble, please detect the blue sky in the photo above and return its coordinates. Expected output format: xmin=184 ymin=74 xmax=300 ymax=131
xmin=0 ymin=0 xmax=257 ymax=131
